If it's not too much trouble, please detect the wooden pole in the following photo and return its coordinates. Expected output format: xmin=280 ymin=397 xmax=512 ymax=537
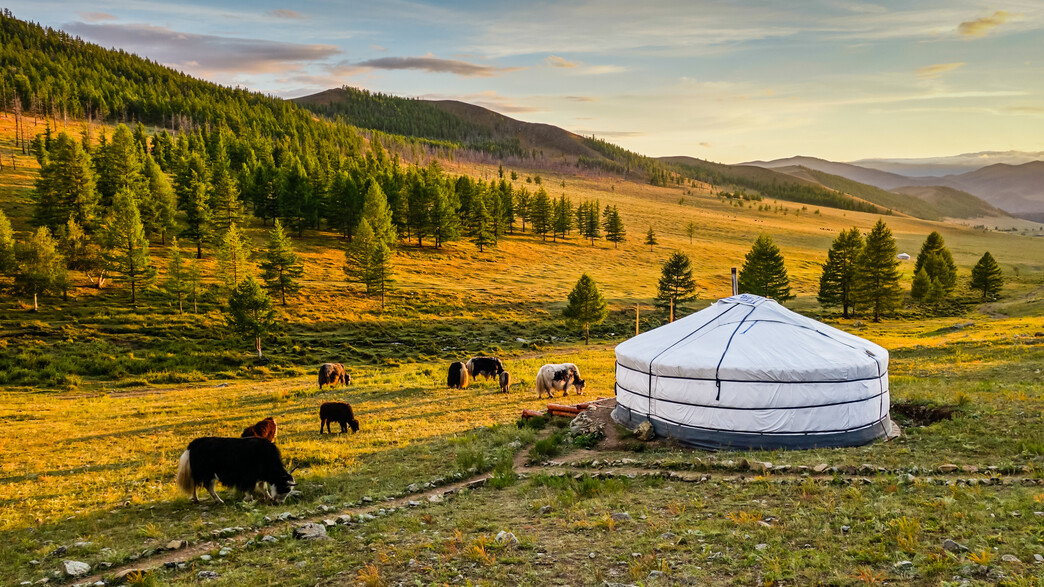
xmin=635 ymin=303 xmax=640 ymax=336
xmin=669 ymin=298 xmax=674 ymax=323
xmin=731 ymin=268 xmax=738 ymax=296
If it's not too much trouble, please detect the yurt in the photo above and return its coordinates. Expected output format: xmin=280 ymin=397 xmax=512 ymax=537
xmin=612 ymin=294 xmax=890 ymax=450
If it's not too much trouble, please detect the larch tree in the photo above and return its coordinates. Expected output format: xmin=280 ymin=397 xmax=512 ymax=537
xmin=530 ymin=188 xmax=552 ymax=241
xmin=738 ymin=234 xmax=793 ymax=302
xmin=604 ymin=206 xmax=626 ymax=248
xmin=685 ymin=221 xmax=696 ymax=245
xmin=216 ymin=223 xmax=253 ymax=290
xmin=854 ymin=219 xmax=903 ymax=321
xmin=514 ymin=187 xmax=531 ymax=232
xmin=15 ymin=226 xmax=66 ymax=311
xmin=970 ymin=251 xmax=1003 ymax=300
xmin=209 ymin=146 xmax=243 ymax=233
xmin=470 ymin=192 xmax=495 ymax=252
xmin=176 ymin=153 xmax=211 ymax=259
xmin=33 ymin=132 xmax=99 ymax=232
xmin=562 ymin=273 xmax=609 ymax=345
xmin=187 ymin=257 xmax=204 ymax=314
xmin=913 ymin=231 xmax=958 ymax=296
xmin=361 ymin=179 xmax=396 ymax=247
xmin=656 ymin=251 xmax=698 ymax=320
xmin=95 ymin=123 xmax=145 ymax=207
xmin=644 ymin=226 xmax=658 ymax=250
xmin=344 ymin=218 xmax=393 ymax=309
xmin=911 ymin=267 xmax=932 ymax=302
xmin=164 ymin=237 xmax=188 ymax=313
xmin=103 ymin=188 xmax=156 ymax=305
xmin=142 ymin=154 xmax=177 ymax=244
xmin=225 ymin=275 xmax=277 ymax=358
xmin=259 ymin=219 xmax=304 ymax=306
xmin=0 ymin=209 xmax=16 ymax=274
xmin=817 ymin=227 xmax=864 ymax=317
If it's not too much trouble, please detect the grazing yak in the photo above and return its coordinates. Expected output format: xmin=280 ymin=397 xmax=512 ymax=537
xmin=535 ymin=363 xmax=586 ymax=399
xmin=317 ymin=363 xmax=351 ymax=389
xmin=319 ymin=401 xmax=360 ymax=434
xmin=466 ymin=357 xmax=505 ymax=380
xmin=241 ymin=417 xmax=277 ymax=442
xmin=175 ymin=437 xmax=295 ymax=504
xmin=499 ymin=371 xmax=512 ymax=393
xmin=447 ymin=361 xmax=470 ymax=389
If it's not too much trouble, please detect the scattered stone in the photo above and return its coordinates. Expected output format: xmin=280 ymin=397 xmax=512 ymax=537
xmin=295 ymin=561 xmax=307 ymax=568
xmin=114 ymin=570 xmax=147 ymax=584
xmin=406 ymin=483 xmax=420 ymax=493
xmin=336 ymin=514 xmax=352 ymax=524
xmin=408 ymin=500 xmax=421 ymax=507
xmin=812 ymin=464 xmax=829 ymax=474
xmin=635 ymin=421 xmax=655 ymax=441
xmin=218 ymin=548 xmax=231 ymax=557
xmin=29 ymin=560 xmax=39 ymax=566
xmin=323 ymin=519 xmax=337 ymax=527
xmin=943 ymin=538 xmax=969 ymax=553
xmin=292 ymin=523 xmax=329 ymax=540
xmin=62 ymin=561 xmax=90 ymax=577
xmin=165 ymin=539 xmax=186 ymax=550
xmin=938 ymin=464 xmax=959 ymax=473
xmin=986 ymin=568 xmax=1005 ymax=581
xmin=648 ymin=570 xmax=667 ymax=581
xmin=72 ymin=541 xmax=92 ymax=548
xmin=538 ymin=505 xmax=552 ymax=515
xmin=362 ymin=496 xmax=373 ymax=503
xmin=841 ymin=525 xmax=851 ymax=533
xmin=214 ymin=382 xmax=229 ymax=388
xmin=611 ymin=512 xmax=633 ymax=522
xmin=261 ymin=535 xmax=278 ymax=543
xmin=1001 ymin=554 xmax=1020 ymax=563
xmin=47 ymin=546 xmax=67 ymax=559
xmin=200 ymin=555 xmax=212 ymax=562
xmin=495 ymin=531 xmax=520 ymax=547
xmin=1034 ymin=554 xmax=1043 ymax=564
xmin=276 ymin=512 xmax=294 ymax=521
xmin=755 ymin=543 xmax=768 ymax=551
xmin=750 ymin=461 xmax=772 ymax=473
xmin=962 ymin=465 xmax=979 ymax=474
xmin=659 ymin=532 xmax=678 ymax=542
xmin=428 ymin=494 xmax=443 ymax=504
xmin=569 ymin=411 xmax=605 ymax=437
xmin=894 ymin=560 xmax=914 ymax=570
xmin=197 ymin=570 xmax=219 ymax=580
xmin=589 ymin=552 xmax=596 ymax=559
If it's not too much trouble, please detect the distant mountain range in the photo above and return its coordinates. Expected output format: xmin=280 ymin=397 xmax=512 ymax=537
xmin=745 ymin=156 xmax=1044 ymax=221
xmin=852 ymin=151 xmax=1044 ymax=177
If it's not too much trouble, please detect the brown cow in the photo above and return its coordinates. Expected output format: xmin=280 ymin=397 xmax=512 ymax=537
xmin=318 ymin=363 xmax=350 ymax=389
xmin=241 ymin=417 xmax=277 ymax=442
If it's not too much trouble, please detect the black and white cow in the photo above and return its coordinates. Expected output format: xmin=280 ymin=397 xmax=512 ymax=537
xmin=534 ymin=363 xmax=585 ymax=399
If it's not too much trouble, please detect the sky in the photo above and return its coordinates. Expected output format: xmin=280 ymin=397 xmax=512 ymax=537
xmin=9 ymin=1 xmax=1044 ymax=163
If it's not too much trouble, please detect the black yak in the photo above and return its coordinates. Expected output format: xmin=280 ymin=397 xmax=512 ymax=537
xmin=241 ymin=417 xmax=277 ymax=442
xmin=447 ymin=361 xmax=470 ymax=389
xmin=319 ymin=401 xmax=360 ymax=434
xmin=175 ymin=437 xmax=295 ymax=504
xmin=466 ymin=357 xmax=505 ymax=380
xmin=318 ymin=363 xmax=351 ymax=389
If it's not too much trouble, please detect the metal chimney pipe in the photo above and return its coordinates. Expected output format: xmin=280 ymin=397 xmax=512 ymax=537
xmin=731 ymin=268 xmax=738 ymax=296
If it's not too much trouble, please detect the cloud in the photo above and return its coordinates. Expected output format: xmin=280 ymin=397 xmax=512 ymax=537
xmin=915 ymin=62 xmax=965 ymax=79
xmin=354 ymin=56 xmax=522 ymax=77
xmin=579 ymin=65 xmax=626 ymax=75
xmin=573 ymin=129 xmax=646 ymax=138
xmin=699 ymin=142 xmax=712 ymax=147
xmin=79 ymin=12 xmax=117 ymax=23
xmin=544 ymin=55 xmax=578 ymax=68
xmin=64 ymin=22 xmax=340 ymax=75
xmin=564 ymin=96 xmax=597 ymax=102
xmin=370 ymin=44 xmax=387 ymax=52
xmin=268 ymin=9 xmax=304 ymax=19
xmin=957 ymin=10 xmax=1015 ymax=37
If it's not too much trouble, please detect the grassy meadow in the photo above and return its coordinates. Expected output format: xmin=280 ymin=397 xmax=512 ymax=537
xmin=1 ymin=114 xmax=1043 ymax=585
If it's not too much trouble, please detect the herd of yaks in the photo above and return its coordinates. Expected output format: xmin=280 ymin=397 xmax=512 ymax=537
xmin=174 ymin=357 xmax=587 ymax=504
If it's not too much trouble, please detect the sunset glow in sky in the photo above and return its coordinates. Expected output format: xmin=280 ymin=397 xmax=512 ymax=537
xmin=11 ymin=1 xmax=1044 ymax=163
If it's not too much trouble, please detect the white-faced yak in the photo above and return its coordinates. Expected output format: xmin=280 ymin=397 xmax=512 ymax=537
xmin=319 ymin=401 xmax=360 ymax=434
xmin=534 ymin=363 xmax=585 ymax=399
xmin=175 ymin=437 xmax=295 ymax=504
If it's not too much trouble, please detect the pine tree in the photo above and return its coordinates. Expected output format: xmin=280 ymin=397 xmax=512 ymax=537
xmin=913 ymin=231 xmax=957 ymax=295
xmin=226 ymin=275 xmax=277 ymax=358
xmin=970 ymin=251 xmax=1003 ymax=300
xmin=854 ymin=219 xmax=903 ymax=321
xmin=738 ymin=234 xmax=793 ymax=302
xmin=562 ymin=273 xmax=609 ymax=344
xmin=530 ymin=188 xmax=552 ymax=241
xmin=428 ymin=183 xmax=459 ymax=248
xmin=470 ymin=193 xmax=495 ymax=252
xmin=187 ymin=257 xmax=204 ymax=314
xmin=15 ymin=226 xmax=66 ymax=311
xmin=259 ymin=219 xmax=303 ymax=306
xmin=59 ymin=218 xmax=107 ymax=288
xmin=344 ymin=218 xmax=393 ymax=308
xmin=103 ymin=189 xmax=157 ymax=304
xmin=0 ymin=209 xmax=16 ymax=274
xmin=164 ymin=237 xmax=188 ymax=313
xmin=644 ymin=226 xmax=658 ymax=250
xmin=817 ymin=227 xmax=863 ymax=317
xmin=910 ymin=267 xmax=931 ymax=302
xmin=578 ymin=200 xmax=602 ymax=245
xmin=33 ymin=132 xmax=99 ymax=232
xmin=552 ymin=195 xmax=572 ymax=241
xmin=604 ymin=206 xmax=626 ymax=248
xmin=515 ymin=187 xmax=531 ymax=232
xmin=656 ymin=251 xmax=697 ymax=320
xmin=216 ymin=223 xmax=253 ymax=290
xmin=209 ymin=145 xmax=243 ymax=232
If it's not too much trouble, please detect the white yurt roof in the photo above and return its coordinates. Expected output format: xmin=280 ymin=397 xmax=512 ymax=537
xmin=612 ymin=294 xmax=890 ymax=450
